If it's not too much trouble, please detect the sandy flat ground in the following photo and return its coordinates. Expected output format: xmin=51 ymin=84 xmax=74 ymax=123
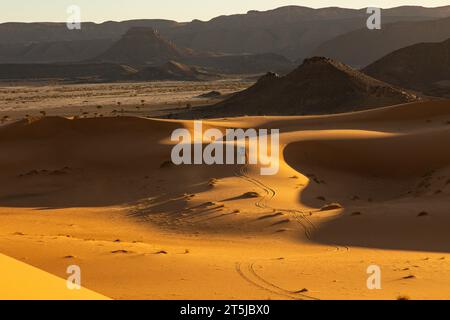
xmin=0 ymin=82 xmax=450 ymax=300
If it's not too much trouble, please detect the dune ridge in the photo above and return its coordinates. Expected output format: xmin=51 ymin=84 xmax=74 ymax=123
xmin=1 ymin=99 xmax=450 ymax=299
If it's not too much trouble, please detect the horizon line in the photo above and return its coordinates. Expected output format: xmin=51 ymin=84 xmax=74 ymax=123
xmin=1 ymin=4 xmax=449 ymax=25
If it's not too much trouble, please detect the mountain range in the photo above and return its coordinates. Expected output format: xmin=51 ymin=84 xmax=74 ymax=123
xmin=314 ymin=16 xmax=450 ymax=67
xmin=1 ymin=5 xmax=450 ymax=65
xmin=364 ymin=38 xmax=450 ymax=97
xmin=91 ymin=27 xmax=294 ymax=73
xmin=0 ymin=5 xmax=449 ymax=100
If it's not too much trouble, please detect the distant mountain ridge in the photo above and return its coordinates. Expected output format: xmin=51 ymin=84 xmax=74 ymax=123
xmin=0 ymin=5 xmax=449 ymax=63
xmin=166 ymin=5 xmax=450 ymax=60
xmin=93 ymin=27 xmax=187 ymax=66
xmin=314 ymin=16 xmax=450 ymax=67
xmin=90 ymin=27 xmax=294 ymax=74
xmin=0 ymin=26 xmax=294 ymax=81
xmin=0 ymin=39 xmax=114 ymax=63
xmin=363 ymin=38 xmax=450 ymax=97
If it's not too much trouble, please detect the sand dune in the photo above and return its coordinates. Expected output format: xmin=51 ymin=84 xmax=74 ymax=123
xmin=1 ymin=99 xmax=450 ymax=299
xmin=0 ymin=254 xmax=109 ymax=300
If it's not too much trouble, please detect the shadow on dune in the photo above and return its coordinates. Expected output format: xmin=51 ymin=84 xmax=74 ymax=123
xmin=0 ymin=116 xmax=238 ymax=210
xmin=284 ymin=128 xmax=450 ymax=253
xmin=3 ymin=105 xmax=450 ymax=250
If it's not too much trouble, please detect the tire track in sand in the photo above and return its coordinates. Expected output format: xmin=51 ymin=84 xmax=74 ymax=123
xmin=235 ymin=165 xmax=314 ymax=239
xmin=234 ymin=164 xmax=350 ymax=299
xmin=235 ymin=261 xmax=318 ymax=300
xmin=234 ymin=164 xmax=319 ymax=299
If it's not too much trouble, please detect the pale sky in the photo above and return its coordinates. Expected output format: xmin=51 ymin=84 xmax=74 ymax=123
xmin=0 ymin=0 xmax=448 ymax=23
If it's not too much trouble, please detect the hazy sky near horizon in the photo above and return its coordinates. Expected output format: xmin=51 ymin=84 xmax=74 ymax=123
xmin=0 ymin=0 xmax=448 ymax=23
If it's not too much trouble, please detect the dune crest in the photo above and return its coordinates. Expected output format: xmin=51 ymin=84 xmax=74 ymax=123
xmin=1 ymin=100 xmax=450 ymax=299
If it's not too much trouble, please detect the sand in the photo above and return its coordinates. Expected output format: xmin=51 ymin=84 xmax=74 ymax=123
xmin=0 ymin=88 xmax=450 ymax=299
xmin=0 ymin=253 xmax=109 ymax=300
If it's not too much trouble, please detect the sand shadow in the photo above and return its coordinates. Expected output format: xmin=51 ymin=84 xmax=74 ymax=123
xmin=283 ymin=131 xmax=450 ymax=253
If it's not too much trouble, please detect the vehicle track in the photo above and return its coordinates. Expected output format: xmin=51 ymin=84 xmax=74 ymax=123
xmin=234 ymin=163 xmax=351 ymax=299
xmin=235 ymin=164 xmax=314 ymax=239
xmin=235 ymin=261 xmax=318 ymax=300
xmin=235 ymin=164 xmax=349 ymax=249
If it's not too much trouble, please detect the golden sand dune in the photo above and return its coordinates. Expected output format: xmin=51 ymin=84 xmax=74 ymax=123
xmin=0 ymin=254 xmax=109 ymax=300
xmin=1 ymin=100 xmax=450 ymax=299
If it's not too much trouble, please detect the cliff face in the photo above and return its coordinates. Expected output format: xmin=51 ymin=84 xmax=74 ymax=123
xmin=93 ymin=27 xmax=187 ymax=67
